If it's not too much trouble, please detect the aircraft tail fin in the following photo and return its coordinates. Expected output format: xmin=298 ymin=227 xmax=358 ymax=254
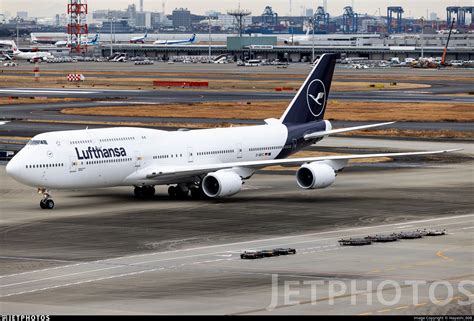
xmin=280 ymin=53 xmax=339 ymax=124
xmin=11 ymin=41 xmax=20 ymax=54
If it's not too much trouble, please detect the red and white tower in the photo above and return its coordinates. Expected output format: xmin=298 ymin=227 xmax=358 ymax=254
xmin=67 ymin=0 xmax=88 ymax=53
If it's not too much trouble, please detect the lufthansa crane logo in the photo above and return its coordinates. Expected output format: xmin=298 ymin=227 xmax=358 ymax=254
xmin=306 ymin=79 xmax=327 ymax=117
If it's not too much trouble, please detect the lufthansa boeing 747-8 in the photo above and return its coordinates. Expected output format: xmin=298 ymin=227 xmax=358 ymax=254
xmin=5 ymin=54 xmax=458 ymax=209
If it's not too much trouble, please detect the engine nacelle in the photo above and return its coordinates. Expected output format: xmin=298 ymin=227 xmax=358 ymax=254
xmin=296 ymin=162 xmax=336 ymax=190
xmin=202 ymin=170 xmax=242 ymax=198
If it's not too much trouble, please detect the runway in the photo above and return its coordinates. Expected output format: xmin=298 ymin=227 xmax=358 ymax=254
xmin=1 ymin=87 xmax=473 ymax=103
xmin=0 ymin=136 xmax=472 ymax=314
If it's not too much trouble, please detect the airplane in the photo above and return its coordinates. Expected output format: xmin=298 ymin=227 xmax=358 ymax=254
xmin=153 ymin=34 xmax=196 ymax=45
xmin=55 ymin=33 xmax=100 ymax=47
xmin=9 ymin=41 xmax=53 ymax=61
xmin=5 ymin=53 xmax=459 ymax=210
xmin=280 ymin=28 xmax=311 ymax=45
xmin=31 ymin=34 xmax=60 ymax=45
xmin=130 ymin=31 xmax=148 ymax=44
xmin=88 ymin=33 xmax=100 ymax=46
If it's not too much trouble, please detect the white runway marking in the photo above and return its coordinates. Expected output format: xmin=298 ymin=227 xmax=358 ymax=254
xmin=450 ymin=226 xmax=474 ymax=232
xmin=1 ymin=214 xmax=472 ymax=280
xmin=0 ymin=214 xmax=471 ymax=298
xmin=0 ymin=266 xmax=121 ymax=288
xmin=0 ymin=89 xmax=98 ymax=95
xmin=1 ymin=268 xmax=164 ymax=298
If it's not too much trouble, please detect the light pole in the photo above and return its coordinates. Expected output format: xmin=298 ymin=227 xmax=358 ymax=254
xmin=15 ymin=16 xmax=20 ymax=45
xmin=112 ymin=17 xmax=116 ymax=44
xmin=290 ymin=23 xmax=294 ymax=45
xmin=208 ymin=16 xmax=212 ymax=62
xmin=420 ymin=17 xmax=424 ymax=58
xmin=108 ymin=11 xmax=113 ymax=56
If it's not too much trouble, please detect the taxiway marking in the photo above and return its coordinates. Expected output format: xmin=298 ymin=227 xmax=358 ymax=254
xmin=1 ymin=214 xmax=472 ymax=281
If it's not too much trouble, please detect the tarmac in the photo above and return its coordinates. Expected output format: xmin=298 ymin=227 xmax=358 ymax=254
xmin=0 ymin=137 xmax=472 ymax=315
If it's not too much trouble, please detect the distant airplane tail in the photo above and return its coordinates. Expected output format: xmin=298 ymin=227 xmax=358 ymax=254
xmin=280 ymin=53 xmax=339 ymax=124
xmin=10 ymin=41 xmax=20 ymax=54
xmin=90 ymin=33 xmax=99 ymax=44
xmin=190 ymin=34 xmax=196 ymax=43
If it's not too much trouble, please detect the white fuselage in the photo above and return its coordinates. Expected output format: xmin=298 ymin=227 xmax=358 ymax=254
xmin=14 ymin=51 xmax=52 ymax=60
xmin=8 ymin=124 xmax=289 ymax=189
xmin=153 ymin=38 xmax=195 ymax=45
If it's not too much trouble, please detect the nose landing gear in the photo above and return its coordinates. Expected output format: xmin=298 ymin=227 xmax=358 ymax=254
xmin=38 ymin=188 xmax=54 ymax=209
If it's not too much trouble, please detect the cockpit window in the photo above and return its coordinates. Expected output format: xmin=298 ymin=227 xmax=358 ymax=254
xmin=27 ymin=140 xmax=48 ymax=145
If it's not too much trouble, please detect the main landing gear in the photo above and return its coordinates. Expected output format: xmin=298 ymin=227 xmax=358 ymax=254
xmin=38 ymin=188 xmax=54 ymax=210
xmin=168 ymin=183 xmax=208 ymax=200
xmin=134 ymin=185 xmax=156 ymax=199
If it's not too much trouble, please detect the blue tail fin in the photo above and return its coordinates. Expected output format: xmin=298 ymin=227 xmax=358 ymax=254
xmin=280 ymin=53 xmax=339 ymax=124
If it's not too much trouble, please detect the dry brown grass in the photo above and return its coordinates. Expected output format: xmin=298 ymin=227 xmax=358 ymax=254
xmin=0 ymin=74 xmax=429 ymax=92
xmin=60 ymin=100 xmax=474 ymax=122
xmin=25 ymin=119 xmax=236 ymax=129
xmin=333 ymin=73 xmax=474 ymax=83
xmin=0 ymin=97 xmax=90 ymax=105
xmin=3 ymin=68 xmax=472 ymax=82
xmin=326 ymin=101 xmax=474 ymax=122
xmin=342 ymin=129 xmax=474 ymax=139
xmin=0 ymin=135 xmax=31 ymax=141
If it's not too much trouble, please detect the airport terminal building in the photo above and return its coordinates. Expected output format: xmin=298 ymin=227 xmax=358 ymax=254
xmin=100 ymin=33 xmax=474 ymax=62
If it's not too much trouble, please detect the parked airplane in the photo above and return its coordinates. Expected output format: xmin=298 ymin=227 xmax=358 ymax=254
xmin=281 ymin=28 xmax=311 ymax=44
xmin=55 ymin=33 xmax=100 ymax=47
xmin=130 ymin=31 xmax=148 ymax=44
xmin=6 ymin=53 xmax=458 ymax=209
xmin=31 ymin=34 xmax=59 ymax=45
xmin=153 ymin=34 xmax=196 ymax=45
xmin=10 ymin=41 xmax=53 ymax=61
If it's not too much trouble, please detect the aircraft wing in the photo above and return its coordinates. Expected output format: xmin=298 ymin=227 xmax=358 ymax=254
xmin=142 ymin=149 xmax=461 ymax=181
xmin=304 ymin=122 xmax=395 ymax=140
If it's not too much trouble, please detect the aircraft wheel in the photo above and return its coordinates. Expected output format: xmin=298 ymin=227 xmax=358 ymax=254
xmin=146 ymin=186 xmax=156 ymax=198
xmin=191 ymin=187 xmax=207 ymax=200
xmin=45 ymin=199 xmax=55 ymax=209
xmin=40 ymin=199 xmax=54 ymax=209
xmin=134 ymin=186 xmax=143 ymax=198
xmin=168 ymin=186 xmax=177 ymax=198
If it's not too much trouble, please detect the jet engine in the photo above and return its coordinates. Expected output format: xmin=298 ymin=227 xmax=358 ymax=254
xmin=296 ymin=162 xmax=336 ymax=189
xmin=202 ymin=170 xmax=242 ymax=198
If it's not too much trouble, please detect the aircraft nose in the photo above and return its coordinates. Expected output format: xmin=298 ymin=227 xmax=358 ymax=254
xmin=6 ymin=157 xmax=20 ymax=179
